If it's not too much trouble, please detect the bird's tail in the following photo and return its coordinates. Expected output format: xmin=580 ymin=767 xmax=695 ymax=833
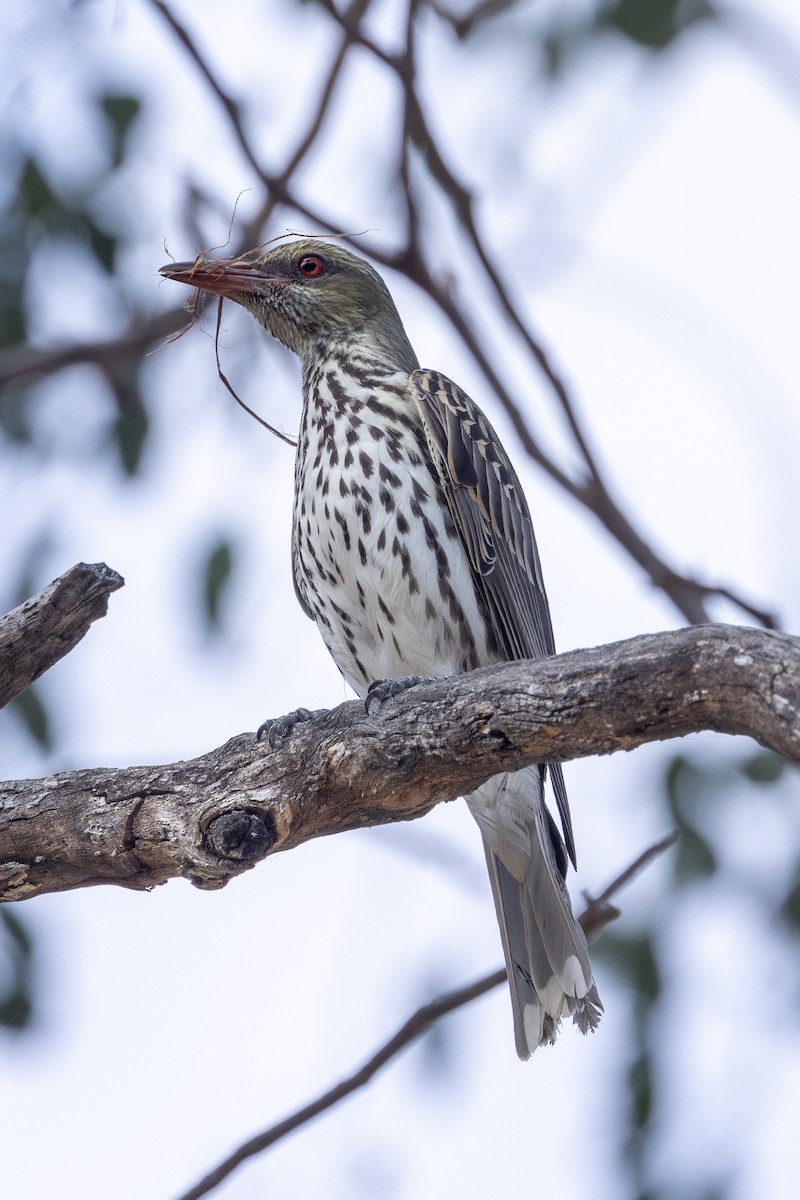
xmin=466 ymin=766 xmax=602 ymax=1058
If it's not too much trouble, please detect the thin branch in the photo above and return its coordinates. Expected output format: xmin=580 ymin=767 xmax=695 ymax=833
xmin=145 ymin=0 xmax=777 ymax=630
xmin=400 ymin=81 xmax=605 ymax=477
xmin=377 ymin=241 xmax=774 ymax=627
xmin=146 ymin=2 xmax=243 ymax=132
xmin=144 ymin=0 xmax=333 ymax=235
xmin=0 ymin=6 xmax=775 ymax=634
xmin=322 ymin=5 xmax=775 ymax=628
xmin=236 ymin=0 xmax=374 ymax=252
xmin=579 ymin=832 xmax=678 ymax=935
xmin=313 ymin=0 xmax=400 ymax=70
xmin=700 ymin=583 xmax=777 ymax=631
xmin=171 ymin=968 xmax=504 ymax=1200
xmin=172 ymin=831 xmax=676 ymax=1200
xmin=0 ymin=310 xmax=185 ymax=391
xmin=429 ymin=0 xmax=520 ymax=39
xmin=0 ymin=563 xmax=123 ymax=709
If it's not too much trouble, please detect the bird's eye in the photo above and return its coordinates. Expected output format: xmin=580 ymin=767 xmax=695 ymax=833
xmin=297 ymin=255 xmax=325 ymax=278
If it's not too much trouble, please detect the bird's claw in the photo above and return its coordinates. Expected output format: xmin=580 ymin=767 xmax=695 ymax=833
xmin=257 ymin=707 xmax=318 ymax=748
xmin=365 ymin=675 xmax=430 ymax=713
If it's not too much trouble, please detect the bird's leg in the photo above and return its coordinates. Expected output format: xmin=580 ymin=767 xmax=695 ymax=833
xmin=256 ymin=707 xmax=322 ymax=748
xmin=364 ymin=675 xmax=431 ymax=713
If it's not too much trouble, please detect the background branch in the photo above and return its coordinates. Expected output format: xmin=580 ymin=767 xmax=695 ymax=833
xmin=172 ymin=832 xmax=675 ymax=1200
xmin=0 ymin=0 xmax=773 ymax=632
xmin=173 ymin=967 xmax=507 ymax=1200
xmin=0 ymin=311 xmax=186 ymax=389
xmin=142 ymin=0 xmax=775 ymax=630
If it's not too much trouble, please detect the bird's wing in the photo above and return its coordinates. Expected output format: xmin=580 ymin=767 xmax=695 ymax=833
xmin=410 ymin=368 xmax=575 ymax=866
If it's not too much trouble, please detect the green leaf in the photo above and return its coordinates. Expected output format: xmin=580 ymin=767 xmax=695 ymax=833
xmin=629 ymin=1051 xmax=653 ymax=1128
xmin=664 ymin=754 xmax=696 ymax=804
xmin=202 ymin=539 xmax=235 ymax=631
xmin=0 ymin=389 xmax=33 ymax=443
xmin=0 ymin=910 xmax=34 ymax=1032
xmin=19 ymin=157 xmax=56 ymax=217
xmin=674 ymin=821 xmax=717 ymax=881
xmin=597 ymin=932 xmax=661 ymax=1002
xmin=664 ymin=755 xmax=718 ymax=880
xmin=100 ymin=94 xmax=142 ymax=165
xmin=87 ymin=222 xmax=117 ymax=274
xmin=10 ymin=686 xmax=52 ymax=750
xmin=601 ymin=0 xmax=714 ymax=50
xmin=542 ymin=31 xmax=568 ymax=79
xmin=740 ymin=750 xmax=786 ymax=785
xmin=781 ymin=874 xmax=800 ymax=932
xmin=0 ymin=295 xmax=27 ymax=351
xmin=110 ymin=380 xmax=149 ymax=476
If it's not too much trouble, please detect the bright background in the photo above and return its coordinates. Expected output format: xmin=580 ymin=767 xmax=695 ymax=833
xmin=1 ymin=2 xmax=799 ymax=1198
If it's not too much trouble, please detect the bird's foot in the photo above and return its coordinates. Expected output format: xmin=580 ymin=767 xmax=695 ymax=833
xmin=365 ymin=675 xmax=430 ymax=714
xmin=257 ymin=707 xmax=320 ymax=748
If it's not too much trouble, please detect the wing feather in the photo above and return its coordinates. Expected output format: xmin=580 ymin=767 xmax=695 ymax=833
xmin=410 ymin=368 xmax=575 ymax=865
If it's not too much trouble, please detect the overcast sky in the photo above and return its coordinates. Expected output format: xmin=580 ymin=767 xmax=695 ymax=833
xmin=2 ymin=2 xmax=800 ymax=1198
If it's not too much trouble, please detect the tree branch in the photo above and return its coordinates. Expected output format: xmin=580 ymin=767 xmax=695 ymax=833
xmin=144 ymin=0 xmax=776 ymax=631
xmin=0 ymin=310 xmax=186 ymax=390
xmin=1 ymin=624 xmax=797 ymax=902
xmin=173 ymin=967 xmax=506 ymax=1200
xmin=171 ymin=832 xmax=675 ymax=1200
xmin=0 ymin=563 xmax=124 ymax=710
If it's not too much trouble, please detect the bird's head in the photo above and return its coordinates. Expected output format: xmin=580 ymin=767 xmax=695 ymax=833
xmin=160 ymin=239 xmax=418 ymax=373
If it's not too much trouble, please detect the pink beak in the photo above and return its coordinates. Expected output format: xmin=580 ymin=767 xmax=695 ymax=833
xmin=160 ymin=257 xmax=271 ymax=298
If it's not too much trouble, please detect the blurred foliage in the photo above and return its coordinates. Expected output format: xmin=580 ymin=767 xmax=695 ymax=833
xmin=0 ymin=90 xmax=147 ymax=467
xmin=412 ymin=970 xmax=466 ymax=1090
xmin=201 ymin=536 xmax=236 ymax=633
xmin=596 ymin=746 xmax=799 ymax=1200
xmin=19 ymin=153 xmax=120 ymax=277
xmin=782 ymin=875 xmax=800 ymax=931
xmin=601 ymin=0 xmax=714 ymax=49
xmin=0 ymin=909 xmax=35 ymax=1032
xmin=443 ymin=0 xmax=713 ymax=48
xmin=543 ymin=0 xmax=715 ymax=74
xmin=109 ymin=366 xmax=150 ymax=476
xmin=8 ymin=685 xmax=52 ymax=752
xmin=665 ymin=755 xmax=719 ymax=880
xmin=0 ymin=86 xmax=149 ymax=744
xmin=100 ymin=94 xmax=142 ymax=168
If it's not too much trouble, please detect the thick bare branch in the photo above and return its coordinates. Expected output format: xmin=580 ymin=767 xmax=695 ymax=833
xmin=0 ymin=563 xmax=124 ymax=710
xmin=1 ymin=624 xmax=797 ymax=903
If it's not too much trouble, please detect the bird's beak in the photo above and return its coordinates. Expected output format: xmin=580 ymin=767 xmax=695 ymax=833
xmin=159 ymin=257 xmax=271 ymax=298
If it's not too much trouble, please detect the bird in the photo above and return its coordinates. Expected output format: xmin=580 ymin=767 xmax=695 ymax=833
xmin=160 ymin=239 xmax=602 ymax=1057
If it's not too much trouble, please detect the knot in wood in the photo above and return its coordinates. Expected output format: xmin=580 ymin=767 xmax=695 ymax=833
xmin=203 ymin=808 xmax=277 ymax=862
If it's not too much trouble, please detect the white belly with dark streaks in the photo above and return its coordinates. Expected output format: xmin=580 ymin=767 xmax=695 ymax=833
xmin=292 ymin=364 xmax=492 ymax=697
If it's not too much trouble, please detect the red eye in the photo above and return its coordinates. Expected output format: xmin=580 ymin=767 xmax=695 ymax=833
xmin=298 ymin=255 xmax=325 ymax=278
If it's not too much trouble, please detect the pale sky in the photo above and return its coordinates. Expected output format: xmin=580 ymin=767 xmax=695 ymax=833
xmin=1 ymin=2 xmax=800 ymax=1198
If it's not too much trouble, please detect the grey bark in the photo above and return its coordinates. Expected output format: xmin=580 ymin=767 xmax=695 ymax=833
xmin=1 ymin=622 xmax=798 ymax=903
xmin=0 ymin=562 xmax=124 ymax=709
